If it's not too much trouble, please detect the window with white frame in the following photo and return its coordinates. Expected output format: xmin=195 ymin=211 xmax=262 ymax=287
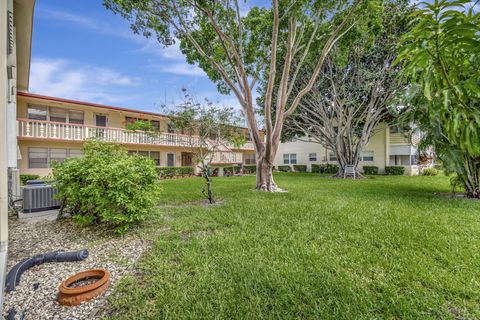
xmin=283 ymin=153 xmax=297 ymax=164
xmin=309 ymin=153 xmax=317 ymax=161
xmin=329 ymin=152 xmax=337 ymax=162
xmin=244 ymin=153 xmax=255 ymax=165
xmin=28 ymin=148 xmax=83 ymax=168
xmin=361 ymin=151 xmax=374 ymax=162
xmin=27 ymin=105 xmax=84 ymax=124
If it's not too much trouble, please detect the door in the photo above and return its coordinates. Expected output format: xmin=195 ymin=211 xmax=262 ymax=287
xmin=94 ymin=114 xmax=108 ymax=138
xmin=181 ymin=152 xmax=193 ymax=167
xmin=167 ymin=153 xmax=175 ymax=167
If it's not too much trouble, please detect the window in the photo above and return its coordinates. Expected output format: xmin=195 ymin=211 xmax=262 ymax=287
xmin=49 ymin=108 xmax=67 ymax=123
xmin=167 ymin=153 xmax=175 ymax=166
xmin=361 ymin=151 xmax=374 ymax=162
xmin=244 ymin=153 xmax=255 ymax=165
xmin=329 ymin=152 xmax=337 ymax=162
xmin=28 ymin=148 xmax=48 ymax=168
xmin=128 ymin=150 xmax=137 ymax=156
xmin=27 ymin=105 xmax=84 ymax=124
xmin=125 ymin=117 xmax=160 ymax=131
xmin=309 ymin=153 xmax=317 ymax=161
xmin=69 ymin=149 xmax=83 ymax=158
xmin=69 ymin=110 xmax=84 ymax=124
xmin=150 ymin=151 xmax=160 ymax=166
xmin=49 ymin=148 xmax=67 ymax=164
xmin=27 ymin=105 xmax=47 ymax=121
xmin=390 ymin=126 xmax=406 ymax=134
xmin=28 ymin=148 xmax=84 ymax=168
xmin=283 ymin=153 xmax=297 ymax=165
xmin=138 ymin=151 xmax=149 ymax=157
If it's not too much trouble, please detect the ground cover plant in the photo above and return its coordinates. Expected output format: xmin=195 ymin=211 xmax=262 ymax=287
xmin=109 ymin=173 xmax=480 ymax=319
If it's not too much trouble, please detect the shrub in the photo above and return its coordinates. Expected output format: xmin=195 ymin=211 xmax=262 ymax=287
xmin=318 ymin=163 xmax=339 ymax=174
xmin=20 ymin=174 xmax=40 ymax=185
xmin=385 ymin=166 xmax=405 ymax=175
xmin=421 ymin=168 xmax=439 ymax=176
xmin=52 ymin=140 xmax=161 ymax=234
xmin=293 ymin=165 xmax=307 ymax=172
xmin=311 ymin=164 xmax=320 ymax=173
xmin=363 ymin=166 xmax=379 ymax=175
xmin=243 ymin=165 xmax=256 ymax=173
xmin=157 ymin=166 xmax=195 ymax=178
xmin=278 ymin=165 xmax=291 ymax=172
xmin=157 ymin=167 xmax=177 ymax=179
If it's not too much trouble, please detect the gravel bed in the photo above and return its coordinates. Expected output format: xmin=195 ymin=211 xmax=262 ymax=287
xmin=2 ymin=214 xmax=151 ymax=320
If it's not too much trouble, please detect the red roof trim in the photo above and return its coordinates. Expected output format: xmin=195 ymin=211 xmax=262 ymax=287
xmin=17 ymin=91 xmax=169 ymax=118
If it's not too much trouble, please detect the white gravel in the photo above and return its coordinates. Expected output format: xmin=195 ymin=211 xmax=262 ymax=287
xmin=2 ymin=214 xmax=151 ymax=320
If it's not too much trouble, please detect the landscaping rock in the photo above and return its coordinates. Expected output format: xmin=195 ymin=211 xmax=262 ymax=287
xmin=2 ymin=217 xmax=151 ymax=320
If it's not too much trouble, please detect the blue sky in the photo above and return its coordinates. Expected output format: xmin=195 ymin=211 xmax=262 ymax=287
xmin=30 ymin=1 xmax=250 ymax=114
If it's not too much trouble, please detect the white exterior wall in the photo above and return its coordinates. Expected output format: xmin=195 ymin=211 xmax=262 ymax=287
xmin=274 ymin=123 xmax=419 ymax=174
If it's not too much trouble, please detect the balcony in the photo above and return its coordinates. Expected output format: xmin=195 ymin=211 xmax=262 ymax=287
xmin=17 ymin=119 xmax=204 ymax=148
xmin=210 ymin=152 xmax=243 ymax=165
xmin=17 ymin=119 xmax=256 ymax=151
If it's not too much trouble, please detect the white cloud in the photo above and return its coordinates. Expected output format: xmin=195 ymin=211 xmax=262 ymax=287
xmin=29 ymin=58 xmax=141 ymax=104
xmin=156 ymin=62 xmax=206 ymax=77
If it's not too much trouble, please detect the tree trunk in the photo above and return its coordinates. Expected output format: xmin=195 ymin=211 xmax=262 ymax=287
xmin=462 ymin=156 xmax=480 ymax=199
xmin=201 ymin=166 xmax=215 ymax=204
xmin=334 ymin=154 xmax=364 ymax=179
xmin=255 ymin=156 xmax=279 ymax=192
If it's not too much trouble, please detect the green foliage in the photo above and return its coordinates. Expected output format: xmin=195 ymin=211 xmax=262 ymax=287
xmin=125 ymin=119 xmax=156 ymax=133
xmin=311 ymin=164 xmax=320 ymax=173
xmin=385 ymin=166 xmax=405 ymax=175
xmin=293 ymin=165 xmax=307 ymax=172
xmin=421 ymin=168 xmax=439 ymax=176
xmin=157 ymin=166 xmax=195 ymax=179
xmin=317 ymin=163 xmax=340 ymax=174
xmin=224 ymin=166 xmax=242 ymax=175
xmin=396 ymin=0 xmax=480 ymax=196
xmin=20 ymin=174 xmax=40 ymax=185
xmin=52 ymin=140 xmax=161 ymax=234
xmin=278 ymin=165 xmax=292 ymax=172
xmin=363 ymin=166 xmax=379 ymax=175
xmin=243 ymin=165 xmax=257 ymax=174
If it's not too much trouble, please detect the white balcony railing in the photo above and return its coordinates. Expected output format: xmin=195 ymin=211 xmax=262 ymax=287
xmin=17 ymin=118 xmax=207 ymax=148
xmin=210 ymin=151 xmax=243 ymax=164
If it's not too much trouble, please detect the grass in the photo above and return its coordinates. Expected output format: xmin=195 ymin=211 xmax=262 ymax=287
xmin=109 ymin=173 xmax=480 ymax=319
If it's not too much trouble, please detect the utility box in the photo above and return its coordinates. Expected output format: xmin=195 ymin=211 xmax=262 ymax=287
xmin=22 ymin=183 xmax=60 ymax=214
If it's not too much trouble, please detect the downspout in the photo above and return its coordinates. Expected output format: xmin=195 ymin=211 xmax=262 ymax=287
xmin=0 ymin=0 xmax=12 ymax=312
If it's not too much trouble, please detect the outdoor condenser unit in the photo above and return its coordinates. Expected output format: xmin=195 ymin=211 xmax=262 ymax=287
xmin=22 ymin=182 xmax=61 ymax=213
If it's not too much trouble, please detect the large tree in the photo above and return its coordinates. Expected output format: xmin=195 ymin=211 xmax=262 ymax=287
xmin=103 ymin=0 xmax=364 ymax=191
xmin=396 ymin=0 xmax=480 ymax=197
xmin=286 ymin=0 xmax=412 ymax=178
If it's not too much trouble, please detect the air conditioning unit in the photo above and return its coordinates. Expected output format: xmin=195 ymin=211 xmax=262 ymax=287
xmin=22 ymin=182 xmax=61 ymax=214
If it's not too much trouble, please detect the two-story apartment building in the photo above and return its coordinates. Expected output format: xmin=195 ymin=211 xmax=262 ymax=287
xmin=16 ymin=92 xmax=257 ymax=177
xmin=274 ymin=123 xmax=423 ymax=175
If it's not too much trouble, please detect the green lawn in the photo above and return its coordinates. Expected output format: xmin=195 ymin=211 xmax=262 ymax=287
xmin=109 ymin=173 xmax=480 ymax=320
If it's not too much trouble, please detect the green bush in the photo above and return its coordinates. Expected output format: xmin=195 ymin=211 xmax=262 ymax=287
xmin=385 ymin=166 xmax=405 ymax=175
xmin=157 ymin=166 xmax=194 ymax=178
xmin=293 ymin=165 xmax=307 ymax=172
xmin=318 ymin=163 xmax=339 ymax=174
xmin=363 ymin=166 xmax=379 ymax=175
xmin=421 ymin=168 xmax=439 ymax=176
xmin=278 ymin=165 xmax=291 ymax=172
xmin=243 ymin=165 xmax=256 ymax=173
xmin=20 ymin=174 xmax=40 ymax=185
xmin=311 ymin=164 xmax=320 ymax=173
xmin=52 ymin=140 xmax=161 ymax=234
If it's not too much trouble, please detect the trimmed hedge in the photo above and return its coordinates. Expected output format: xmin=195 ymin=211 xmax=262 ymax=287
xmin=293 ymin=165 xmax=307 ymax=172
xmin=157 ymin=166 xmax=195 ymax=179
xmin=385 ymin=166 xmax=405 ymax=175
xmin=311 ymin=164 xmax=320 ymax=173
xmin=224 ymin=166 xmax=242 ymax=175
xmin=243 ymin=165 xmax=257 ymax=173
xmin=363 ymin=166 xmax=379 ymax=175
xmin=20 ymin=174 xmax=41 ymax=185
xmin=421 ymin=168 xmax=439 ymax=176
xmin=278 ymin=165 xmax=292 ymax=172
xmin=320 ymin=163 xmax=339 ymax=174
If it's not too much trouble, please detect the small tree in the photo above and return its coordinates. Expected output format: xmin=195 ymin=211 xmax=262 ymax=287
xmin=52 ymin=140 xmax=161 ymax=233
xmin=396 ymin=0 xmax=480 ymax=198
xmin=167 ymin=90 xmax=245 ymax=204
xmin=104 ymin=0 xmax=364 ymax=191
xmin=286 ymin=0 xmax=411 ymax=178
